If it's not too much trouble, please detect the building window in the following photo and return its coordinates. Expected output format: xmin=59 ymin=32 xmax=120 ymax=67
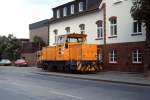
xmin=53 ymin=29 xmax=58 ymax=43
xmin=63 ymin=7 xmax=67 ymax=17
xmin=79 ymin=2 xmax=83 ymax=12
xmin=132 ymin=49 xmax=142 ymax=64
xmin=71 ymin=5 xmax=74 ymax=14
xmin=109 ymin=16 xmax=117 ymax=37
xmin=56 ymin=9 xmax=60 ymax=18
xmin=79 ymin=24 xmax=85 ymax=34
xmin=96 ymin=20 xmax=103 ymax=38
xmin=133 ymin=20 xmax=142 ymax=34
xmin=109 ymin=49 xmax=117 ymax=63
xmin=65 ymin=27 xmax=70 ymax=34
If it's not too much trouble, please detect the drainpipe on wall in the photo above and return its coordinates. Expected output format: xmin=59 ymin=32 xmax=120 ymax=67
xmin=103 ymin=3 xmax=107 ymax=70
xmin=103 ymin=3 xmax=106 ymax=46
xmin=100 ymin=3 xmax=106 ymax=70
xmin=47 ymin=20 xmax=50 ymax=46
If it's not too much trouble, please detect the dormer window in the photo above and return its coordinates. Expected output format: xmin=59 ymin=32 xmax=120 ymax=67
xmin=79 ymin=2 xmax=83 ymax=12
xmin=56 ymin=9 xmax=60 ymax=18
xmin=71 ymin=4 xmax=74 ymax=14
xmin=63 ymin=7 xmax=67 ymax=17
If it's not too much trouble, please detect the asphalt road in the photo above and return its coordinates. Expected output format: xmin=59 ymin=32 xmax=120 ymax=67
xmin=0 ymin=66 xmax=150 ymax=100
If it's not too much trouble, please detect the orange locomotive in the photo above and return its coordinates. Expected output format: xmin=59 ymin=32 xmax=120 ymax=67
xmin=37 ymin=33 xmax=102 ymax=72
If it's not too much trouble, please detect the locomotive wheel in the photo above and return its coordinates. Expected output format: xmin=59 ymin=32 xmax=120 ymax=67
xmin=42 ymin=62 xmax=48 ymax=70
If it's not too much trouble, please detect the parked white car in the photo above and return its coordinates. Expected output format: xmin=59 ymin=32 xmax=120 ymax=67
xmin=0 ymin=59 xmax=12 ymax=66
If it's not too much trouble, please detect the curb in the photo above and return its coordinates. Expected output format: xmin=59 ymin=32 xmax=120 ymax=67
xmin=35 ymin=72 xmax=150 ymax=87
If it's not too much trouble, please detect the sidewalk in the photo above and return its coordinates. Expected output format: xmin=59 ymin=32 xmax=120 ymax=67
xmin=34 ymin=68 xmax=150 ymax=86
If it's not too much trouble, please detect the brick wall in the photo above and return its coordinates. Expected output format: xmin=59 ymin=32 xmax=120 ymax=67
xmin=99 ymin=41 xmax=146 ymax=72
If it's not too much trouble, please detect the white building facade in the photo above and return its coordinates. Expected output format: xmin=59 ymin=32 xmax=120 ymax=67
xmin=49 ymin=0 xmax=146 ymax=72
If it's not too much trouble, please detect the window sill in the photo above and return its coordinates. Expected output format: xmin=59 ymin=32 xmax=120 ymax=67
xmin=95 ymin=38 xmax=103 ymax=40
xmin=113 ymin=0 xmax=122 ymax=4
xmin=109 ymin=62 xmax=118 ymax=64
xmin=131 ymin=33 xmax=142 ymax=36
xmin=79 ymin=10 xmax=83 ymax=13
xmin=108 ymin=36 xmax=117 ymax=38
xmin=132 ymin=62 xmax=142 ymax=64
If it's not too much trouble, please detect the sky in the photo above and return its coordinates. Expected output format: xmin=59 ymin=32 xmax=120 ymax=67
xmin=0 ymin=0 xmax=72 ymax=38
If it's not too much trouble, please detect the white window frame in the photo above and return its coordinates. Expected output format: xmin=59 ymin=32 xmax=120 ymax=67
xmin=133 ymin=20 xmax=142 ymax=34
xmin=54 ymin=30 xmax=58 ymax=43
xmin=132 ymin=49 xmax=142 ymax=64
xmin=97 ymin=27 xmax=103 ymax=38
xmin=98 ymin=53 xmax=103 ymax=62
xmin=63 ymin=7 xmax=67 ymax=17
xmin=71 ymin=4 xmax=74 ymax=14
xmin=79 ymin=24 xmax=85 ymax=34
xmin=56 ymin=9 xmax=60 ymax=18
xmin=110 ymin=18 xmax=117 ymax=37
xmin=109 ymin=50 xmax=117 ymax=63
xmin=65 ymin=27 xmax=70 ymax=34
xmin=79 ymin=2 xmax=83 ymax=12
xmin=97 ymin=22 xmax=104 ymax=38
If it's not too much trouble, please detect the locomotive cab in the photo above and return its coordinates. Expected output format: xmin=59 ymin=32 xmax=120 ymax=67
xmin=56 ymin=33 xmax=87 ymax=48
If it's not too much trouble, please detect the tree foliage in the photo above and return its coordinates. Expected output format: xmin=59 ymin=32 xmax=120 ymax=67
xmin=32 ymin=36 xmax=46 ymax=50
xmin=131 ymin=0 xmax=150 ymax=21
xmin=131 ymin=0 xmax=150 ymax=71
xmin=131 ymin=0 xmax=150 ymax=44
xmin=0 ymin=34 xmax=21 ymax=60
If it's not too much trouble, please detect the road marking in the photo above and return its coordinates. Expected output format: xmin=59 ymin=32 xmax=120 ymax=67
xmin=49 ymin=91 xmax=82 ymax=99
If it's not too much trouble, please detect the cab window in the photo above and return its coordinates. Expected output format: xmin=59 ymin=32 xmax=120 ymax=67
xmin=66 ymin=37 xmax=83 ymax=43
xmin=57 ymin=36 xmax=65 ymax=44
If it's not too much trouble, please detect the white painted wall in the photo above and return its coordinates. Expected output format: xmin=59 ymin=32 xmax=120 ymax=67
xmin=49 ymin=0 xmax=146 ymax=46
xmin=49 ymin=11 xmax=104 ymax=46
xmin=104 ymin=0 xmax=146 ymax=44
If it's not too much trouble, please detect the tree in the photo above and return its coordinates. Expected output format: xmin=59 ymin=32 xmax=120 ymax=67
xmin=0 ymin=36 xmax=7 ymax=59
xmin=131 ymin=0 xmax=150 ymax=71
xmin=0 ymin=34 xmax=21 ymax=60
xmin=32 ymin=36 xmax=46 ymax=50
